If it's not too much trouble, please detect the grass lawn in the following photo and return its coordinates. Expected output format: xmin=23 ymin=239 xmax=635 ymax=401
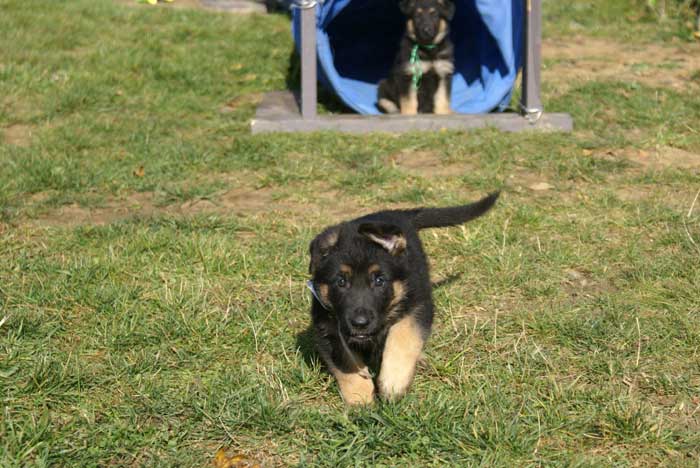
xmin=1 ymin=0 xmax=699 ymax=465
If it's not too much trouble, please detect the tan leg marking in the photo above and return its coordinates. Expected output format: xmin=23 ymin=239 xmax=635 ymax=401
xmin=377 ymin=313 xmax=425 ymax=400
xmin=389 ymin=281 xmax=406 ymax=308
xmin=433 ymin=78 xmax=451 ymax=115
xmin=400 ymin=87 xmax=418 ymax=115
xmin=331 ymin=366 xmax=375 ymax=406
xmin=386 ymin=280 xmax=407 ymax=321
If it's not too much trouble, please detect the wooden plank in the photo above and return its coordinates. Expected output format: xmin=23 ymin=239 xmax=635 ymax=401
xmin=251 ymin=92 xmax=573 ymax=134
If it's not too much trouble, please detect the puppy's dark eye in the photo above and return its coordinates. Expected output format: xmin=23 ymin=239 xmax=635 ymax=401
xmin=373 ymin=275 xmax=386 ymax=288
xmin=336 ymin=276 xmax=348 ymax=288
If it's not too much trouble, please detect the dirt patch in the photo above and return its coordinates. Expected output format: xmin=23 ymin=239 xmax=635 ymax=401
xmin=388 ymin=150 xmax=474 ymax=178
xmin=3 ymin=124 xmax=33 ymax=147
xmin=29 ymin=186 xmax=281 ymax=227
xmin=588 ymin=146 xmax=700 ymax=171
xmin=25 ymin=179 xmax=372 ymax=228
xmin=31 ymin=192 xmax=158 ymax=227
xmin=614 ymin=185 xmax=653 ymax=202
xmin=543 ymin=36 xmax=700 ymax=95
xmin=219 ymin=93 xmax=263 ymax=114
xmin=561 ymin=267 xmax=615 ymax=299
xmin=504 ymin=169 xmax=557 ymax=194
xmin=629 ymin=146 xmax=700 ymax=170
xmin=113 ymin=0 xmax=265 ymax=13
xmin=220 ymin=185 xmax=277 ymax=211
xmin=113 ymin=0 xmax=198 ymax=9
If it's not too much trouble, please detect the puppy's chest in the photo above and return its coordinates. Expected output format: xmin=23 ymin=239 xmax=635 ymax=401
xmin=402 ymin=55 xmax=454 ymax=78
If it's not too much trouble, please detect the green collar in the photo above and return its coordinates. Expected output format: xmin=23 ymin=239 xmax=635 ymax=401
xmin=409 ymin=43 xmax=437 ymax=89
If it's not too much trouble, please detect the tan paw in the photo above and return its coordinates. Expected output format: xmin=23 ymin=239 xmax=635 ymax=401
xmin=336 ymin=368 xmax=375 ymax=405
xmin=377 ymin=374 xmax=413 ymax=401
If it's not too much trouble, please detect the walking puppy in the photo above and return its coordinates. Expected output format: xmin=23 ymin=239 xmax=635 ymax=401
xmin=307 ymin=192 xmax=499 ymax=405
xmin=377 ymin=0 xmax=455 ymax=115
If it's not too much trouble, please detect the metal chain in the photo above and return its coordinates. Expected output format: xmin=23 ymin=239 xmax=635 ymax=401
xmin=520 ymin=103 xmax=543 ymax=124
xmin=292 ymin=0 xmax=318 ymax=9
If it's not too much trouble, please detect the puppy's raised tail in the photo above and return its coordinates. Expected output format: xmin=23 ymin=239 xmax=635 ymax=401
xmin=411 ymin=192 xmax=500 ymax=230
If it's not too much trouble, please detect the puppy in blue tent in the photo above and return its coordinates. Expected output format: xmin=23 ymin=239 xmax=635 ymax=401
xmin=293 ymin=0 xmax=523 ymax=115
xmin=377 ymin=0 xmax=456 ymax=115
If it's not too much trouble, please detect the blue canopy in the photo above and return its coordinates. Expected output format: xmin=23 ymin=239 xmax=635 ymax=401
xmin=293 ymin=0 xmax=523 ymax=115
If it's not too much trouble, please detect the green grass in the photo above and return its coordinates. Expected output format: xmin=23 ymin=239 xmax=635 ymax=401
xmin=544 ymin=0 xmax=699 ymax=40
xmin=2 ymin=0 xmax=700 ymax=466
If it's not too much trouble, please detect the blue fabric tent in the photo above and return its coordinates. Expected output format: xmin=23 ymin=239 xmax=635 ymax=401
xmin=293 ymin=0 xmax=523 ymax=115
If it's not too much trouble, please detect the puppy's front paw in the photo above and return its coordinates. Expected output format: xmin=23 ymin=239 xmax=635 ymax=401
xmin=336 ymin=368 xmax=375 ymax=406
xmin=434 ymin=106 xmax=452 ymax=115
xmin=377 ymin=368 xmax=414 ymax=401
xmin=377 ymin=315 xmax=424 ymax=401
xmin=399 ymin=94 xmax=418 ymax=115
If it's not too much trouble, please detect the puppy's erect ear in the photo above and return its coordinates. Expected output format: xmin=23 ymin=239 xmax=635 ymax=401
xmin=437 ymin=0 xmax=455 ymax=20
xmin=399 ymin=0 xmax=415 ymax=15
xmin=309 ymin=226 xmax=340 ymax=275
xmin=358 ymin=222 xmax=407 ymax=256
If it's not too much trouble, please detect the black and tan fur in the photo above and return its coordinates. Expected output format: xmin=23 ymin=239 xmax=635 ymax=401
xmin=377 ymin=0 xmax=455 ymax=115
xmin=307 ymin=192 xmax=499 ymax=404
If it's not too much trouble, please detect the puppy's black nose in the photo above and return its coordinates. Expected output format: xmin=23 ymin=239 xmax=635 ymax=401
xmin=350 ymin=313 xmax=370 ymax=328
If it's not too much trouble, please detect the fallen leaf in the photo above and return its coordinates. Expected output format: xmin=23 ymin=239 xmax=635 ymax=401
xmin=693 ymin=30 xmax=700 ymax=40
xmin=213 ymin=449 xmax=249 ymax=468
xmin=133 ymin=166 xmax=145 ymax=178
xmin=528 ymin=182 xmax=553 ymax=191
xmin=582 ymin=149 xmax=592 ymax=156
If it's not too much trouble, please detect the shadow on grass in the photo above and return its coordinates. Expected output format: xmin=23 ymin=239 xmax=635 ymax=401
xmin=295 ymin=325 xmax=319 ymax=368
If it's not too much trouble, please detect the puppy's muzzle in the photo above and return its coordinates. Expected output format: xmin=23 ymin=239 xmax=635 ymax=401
xmin=346 ymin=308 xmax=378 ymax=340
xmin=414 ymin=16 xmax=439 ymax=43
xmin=418 ymin=24 xmax=437 ymax=40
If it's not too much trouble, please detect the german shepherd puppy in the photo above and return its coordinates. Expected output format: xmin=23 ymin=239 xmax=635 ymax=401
xmin=377 ymin=0 xmax=455 ymax=115
xmin=307 ymin=192 xmax=499 ymax=405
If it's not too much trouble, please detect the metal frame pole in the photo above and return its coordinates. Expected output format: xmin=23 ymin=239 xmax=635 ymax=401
xmin=297 ymin=0 xmax=317 ymax=119
xmin=521 ymin=0 xmax=543 ymax=121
